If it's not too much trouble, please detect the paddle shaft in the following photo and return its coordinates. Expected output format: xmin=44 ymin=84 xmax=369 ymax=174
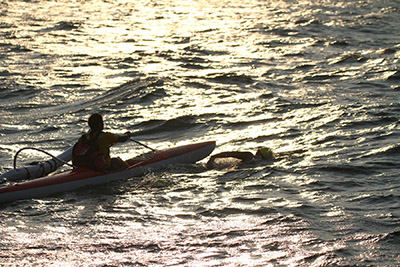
xmin=131 ymin=138 xmax=156 ymax=152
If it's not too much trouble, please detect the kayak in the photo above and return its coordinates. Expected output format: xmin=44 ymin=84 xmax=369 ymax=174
xmin=0 ymin=141 xmax=215 ymax=203
xmin=0 ymin=147 xmax=73 ymax=182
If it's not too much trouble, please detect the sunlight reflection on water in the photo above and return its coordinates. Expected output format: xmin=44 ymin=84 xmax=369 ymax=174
xmin=1 ymin=0 xmax=399 ymax=265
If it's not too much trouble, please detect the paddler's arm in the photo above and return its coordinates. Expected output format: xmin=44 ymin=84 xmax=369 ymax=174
xmin=117 ymin=131 xmax=132 ymax=142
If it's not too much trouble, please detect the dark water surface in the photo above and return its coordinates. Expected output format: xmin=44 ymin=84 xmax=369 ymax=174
xmin=1 ymin=0 xmax=399 ymax=266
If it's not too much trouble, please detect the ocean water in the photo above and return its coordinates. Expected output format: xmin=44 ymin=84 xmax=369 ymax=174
xmin=0 ymin=0 xmax=399 ymax=266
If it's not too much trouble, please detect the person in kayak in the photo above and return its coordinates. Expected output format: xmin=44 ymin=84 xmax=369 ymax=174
xmin=206 ymin=147 xmax=273 ymax=169
xmin=72 ymin=113 xmax=132 ymax=171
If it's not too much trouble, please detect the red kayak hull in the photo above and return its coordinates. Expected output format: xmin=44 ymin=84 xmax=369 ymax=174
xmin=0 ymin=141 xmax=215 ymax=203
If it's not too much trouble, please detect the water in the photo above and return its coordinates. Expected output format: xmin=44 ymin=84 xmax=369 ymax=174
xmin=1 ymin=0 xmax=399 ymax=265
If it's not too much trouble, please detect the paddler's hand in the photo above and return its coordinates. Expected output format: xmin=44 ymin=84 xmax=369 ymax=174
xmin=119 ymin=131 xmax=132 ymax=142
xmin=124 ymin=131 xmax=132 ymax=137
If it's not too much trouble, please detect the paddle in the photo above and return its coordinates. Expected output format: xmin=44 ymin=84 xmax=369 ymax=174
xmin=130 ymin=138 xmax=157 ymax=152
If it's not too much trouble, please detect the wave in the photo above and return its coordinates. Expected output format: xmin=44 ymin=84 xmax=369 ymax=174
xmin=226 ymin=117 xmax=277 ymax=129
xmin=380 ymin=230 xmax=400 ymax=245
xmin=387 ymin=70 xmax=400 ymax=80
xmin=179 ymin=63 xmax=208 ymax=69
xmin=351 ymin=194 xmax=400 ymax=206
xmin=359 ymin=144 xmax=400 ymax=160
xmin=302 ymin=72 xmax=341 ymax=81
xmin=88 ymin=78 xmax=162 ymax=107
xmin=0 ymin=42 xmax=32 ymax=53
xmin=329 ymin=53 xmax=367 ymax=65
xmin=327 ymin=39 xmax=350 ymax=47
xmin=183 ymin=81 xmax=212 ymax=89
xmin=0 ymin=80 xmax=38 ymax=99
xmin=340 ymin=116 xmax=398 ymax=130
xmin=311 ymin=164 xmax=375 ymax=177
xmin=183 ymin=44 xmax=228 ymax=56
xmin=0 ymin=22 xmax=12 ymax=29
xmin=132 ymin=115 xmax=208 ymax=140
xmin=378 ymin=46 xmax=399 ymax=55
xmin=197 ymin=206 xmax=276 ymax=218
xmin=381 ymin=144 xmax=400 ymax=155
xmin=273 ymin=100 xmax=327 ymax=114
xmin=38 ymin=21 xmax=81 ymax=33
xmin=261 ymin=214 xmax=302 ymax=225
xmin=0 ymin=78 xmax=160 ymax=123
xmin=205 ymin=72 xmax=256 ymax=85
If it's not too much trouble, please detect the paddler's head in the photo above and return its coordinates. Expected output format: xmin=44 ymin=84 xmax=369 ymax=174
xmin=256 ymin=147 xmax=273 ymax=160
xmin=88 ymin=113 xmax=104 ymax=131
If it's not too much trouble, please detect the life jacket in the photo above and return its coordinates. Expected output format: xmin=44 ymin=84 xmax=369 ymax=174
xmin=72 ymin=132 xmax=107 ymax=171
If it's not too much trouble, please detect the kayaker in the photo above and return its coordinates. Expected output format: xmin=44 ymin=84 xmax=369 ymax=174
xmin=72 ymin=113 xmax=132 ymax=171
xmin=206 ymin=147 xmax=273 ymax=169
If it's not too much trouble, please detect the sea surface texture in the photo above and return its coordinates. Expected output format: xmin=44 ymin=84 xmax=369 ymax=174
xmin=1 ymin=0 xmax=399 ymax=266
